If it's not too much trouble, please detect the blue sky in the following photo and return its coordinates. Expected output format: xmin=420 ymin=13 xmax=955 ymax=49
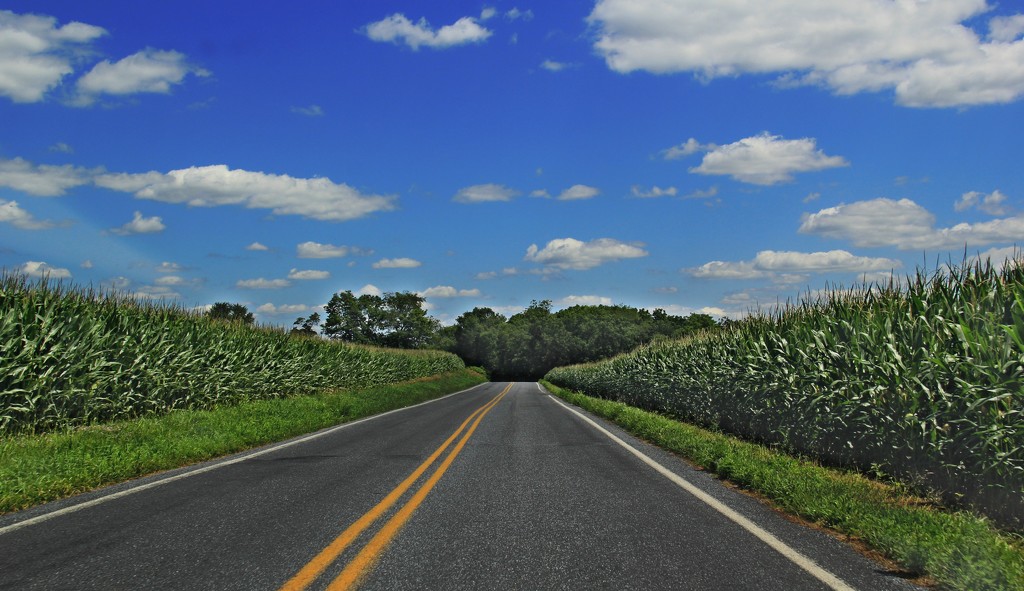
xmin=3 ymin=1 xmax=1024 ymax=326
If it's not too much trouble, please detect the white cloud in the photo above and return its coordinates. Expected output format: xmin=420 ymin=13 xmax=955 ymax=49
xmin=541 ymin=60 xmax=573 ymax=72
xmin=589 ymin=0 xmax=1024 ymax=108
xmin=453 ymin=183 xmax=519 ymax=203
xmin=256 ymin=303 xmax=314 ymax=315
xmin=419 ymin=285 xmax=481 ymax=298
xmin=525 ymin=237 xmax=648 ymax=270
xmin=557 ymin=184 xmax=600 ymax=200
xmin=683 ymin=186 xmax=719 ymax=201
xmin=80 ymin=260 xmax=93 ymax=269
xmin=690 ymin=133 xmax=848 ymax=185
xmin=110 ymin=211 xmax=165 ymax=235
xmin=0 ymin=9 xmax=106 ymax=103
xmin=18 ymin=260 xmax=71 ymax=279
xmin=364 ymin=13 xmax=492 ymax=50
xmin=687 ymin=249 xmax=900 ymax=279
xmin=96 ymin=165 xmax=395 ymax=222
xmin=955 ymin=189 xmax=1011 ymax=216
xmin=799 ymin=197 xmax=1024 ymax=250
xmin=155 ymin=261 xmax=183 ymax=273
xmin=373 ymin=257 xmax=422 ymax=269
xmin=0 ymin=199 xmax=55 ymax=229
xmin=505 ymin=8 xmax=534 ymax=21
xmin=291 ymin=104 xmax=324 ymax=116
xmin=662 ymin=138 xmax=708 ymax=160
xmin=297 ymin=241 xmax=349 ymax=258
xmin=688 ymin=261 xmax=772 ymax=280
xmin=132 ymin=285 xmax=180 ymax=300
xmin=357 ymin=284 xmax=382 ymax=296
xmin=246 ymin=241 xmax=269 ymax=251
xmin=75 ymin=48 xmax=207 ymax=104
xmin=154 ymin=275 xmax=200 ymax=287
xmin=970 ymin=245 xmax=1023 ymax=270
xmin=530 ymin=189 xmax=550 ymax=198
xmin=0 ymin=157 xmax=95 ymax=196
xmin=236 ymin=278 xmax=290 ymax=289
xmin=288 ymin=268 xmax=330 ymax=280
xmin=631 ymin=185 xmax=678 ymax=198
xmin=557 ymin=294 xmax=614 ymax=307
xmin=49 ymin=142 xmax=73 ymax=154
xmin=475 ymin=271 xmax=497 ymax=280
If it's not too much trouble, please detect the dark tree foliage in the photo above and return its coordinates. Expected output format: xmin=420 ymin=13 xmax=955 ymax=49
xmin=290 ymin=312 xmax=321 ymax=337
xmin=207 ymin=302 xmax=254 ymax=325
xmin=323 ymin=290 xmax=439 ymax=349
xmin=447 ymin=302 xmax=720 ymax=380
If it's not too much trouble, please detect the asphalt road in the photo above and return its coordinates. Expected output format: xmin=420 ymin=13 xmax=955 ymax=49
xmin=0 ymin=382 xmax=922 ymax=590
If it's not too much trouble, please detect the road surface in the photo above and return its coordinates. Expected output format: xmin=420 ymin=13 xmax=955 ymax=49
xmin=0 ymin=382 xmax=921 ymax=590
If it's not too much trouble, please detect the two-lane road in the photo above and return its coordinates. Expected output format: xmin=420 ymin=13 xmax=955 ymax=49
xmin=0 ymin=382 xmax=920 ymax=590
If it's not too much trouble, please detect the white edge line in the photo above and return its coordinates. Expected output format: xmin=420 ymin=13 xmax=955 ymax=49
xmin=0 ymin=382 xmax=492 ymax=536
xmin=544 ymin=391 xmax=857 ymax=591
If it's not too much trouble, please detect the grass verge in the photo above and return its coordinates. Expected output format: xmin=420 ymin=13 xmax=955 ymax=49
xmin=0 ymin=369 xmax=487 ymax=515
xmin=541 ymin=380 xmax=1024 ymax=591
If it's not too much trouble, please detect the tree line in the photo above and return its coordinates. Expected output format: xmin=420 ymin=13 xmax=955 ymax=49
xmin=208 ymin=292 xmax=721 ymax=380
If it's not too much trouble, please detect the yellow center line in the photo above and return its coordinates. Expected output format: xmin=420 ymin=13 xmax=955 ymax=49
xmin=326 ymin=383 xmax=510 ymax=590
xmin=279 ymin=383 xmax=513 ymax=591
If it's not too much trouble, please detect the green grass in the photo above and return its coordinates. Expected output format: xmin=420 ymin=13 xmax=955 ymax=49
xmin=542 ymin=380 xmax=1024 ymax=591
xmin=0 ymin=369 xmax=487 ymax=515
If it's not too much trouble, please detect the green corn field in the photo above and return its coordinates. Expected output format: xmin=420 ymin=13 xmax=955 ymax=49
xmin=546 ymin=257 xmax=1024 ymax=529
xmin=0 ymin=274 xmax=463 ymax=435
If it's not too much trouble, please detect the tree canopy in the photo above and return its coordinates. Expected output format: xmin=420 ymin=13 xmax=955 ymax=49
xmin=207 ymin=302 xmax=254 ymax=325
xmin=323 ymin=290 xmax=439 ymax=349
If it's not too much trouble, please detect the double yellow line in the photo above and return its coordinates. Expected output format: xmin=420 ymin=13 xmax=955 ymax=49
xmin=279 ymin=383 xmax=513 ymax=591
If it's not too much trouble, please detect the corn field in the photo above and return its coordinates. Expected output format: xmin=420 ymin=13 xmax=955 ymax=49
xmin=0 ymin=274 xmax=464 ymax=435
xmin=546 ymin=258 xmax=1024 ymax=528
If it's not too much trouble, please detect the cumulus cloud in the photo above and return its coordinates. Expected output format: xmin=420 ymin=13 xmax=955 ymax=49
xmin=236 ymin=278 xmax=290 ymax=289
xmin=246 ymin=242 xmax=269 ymax=251
xmin=955 ymin=189 xmax=1011 ymax=216
xmin=557 ymin=295 xmax=614 ymax=307
xmin=419 ymin=285 xmax=481 ymax=298
xmin=75 ymin=49 xmax=207 ymax=105
xmin=0 ymin=157 xmax=95 ymax=196
xmin=288 ymin=268 xmax=330 ymax=280
xmin=687 ymin=249 xmax=901 ymax=279
xmin=364 ymin=13 xmax=492 ymax=50
xmin=799 ymin=197 xmax=1024 ymax=250
xmin=589 ymin=0 xmax=1024 ymax=108
xmin=505 ymin=8 xmax=534 ymax=21
xmin=0 ymin=9 xmax=106 ymax=103
xmin=557 ymin=185 xmax=600 ymax=200
xmin=96 ymin=165 xmax=395 ymax=222
xmin=110 ymin=211 xmax=165 ymax=235
xmin=525 ymin=237 xmax=648 ymax=270
xmin=662 ymin=138 xmax=708 ymax=160
xmin=0 ymin=199 xmax=56 ymax=229
xmin=18 ymin=260 xmax=71 ymax=279
xmin=155 ymin=261 xmax=183 ymax=273
xmin=453 ymin=183 xmax=519 ymax=203
xmin=154 ymin=275 xmax=201 ymax=287
xmin=631 ymin=185 xmax=678 ymax=198
xmin=541 ymin=60 xmax=573 ymax=72
xmin=373 ymin=257 xmax=422 ymax=269
xmin=357 ymin=284 xmax=382 ymax=296
xmin=689 ymin=133 xmax=848 ymax=185
xmin=297 ymin=241 xmax=350 ymax=258
xmin=256 ymin=303 xmax=314 ymax=315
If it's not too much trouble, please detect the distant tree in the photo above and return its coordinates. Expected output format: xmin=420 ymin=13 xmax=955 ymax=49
xmin=323 ymin=290 xmax=438 ymax=348
xmin=290 ymin=312 xmax=321 ymax=336
xmin=207 ymin=302 xmax=254 ymax=325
